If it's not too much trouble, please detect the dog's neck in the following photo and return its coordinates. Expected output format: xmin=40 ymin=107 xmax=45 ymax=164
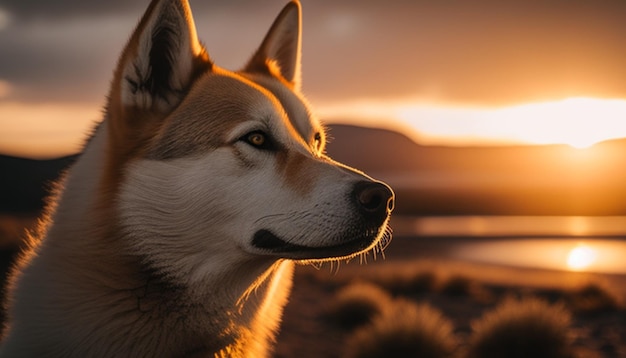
xmin=7 ymin=122 xmax=294 ymax=357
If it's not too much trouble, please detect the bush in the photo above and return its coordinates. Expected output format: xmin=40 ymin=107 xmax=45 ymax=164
xmin=567 ymin=282 xmax=622 ymax=315
xmin=344 ymin=299 xmax=457 ymax=358
xmin=467 ymin=297 xmax=574 ymax=358
xmin=324 ymin=281 xmax=392 ymax=330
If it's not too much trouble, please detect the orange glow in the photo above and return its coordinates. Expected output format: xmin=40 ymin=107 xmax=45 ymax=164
xmin=566 ymin=244 xmax=597 ymax=271
xmin=483 ymin=97 xmax=626 ymax=149
xmin=397 ymin=217 xmax=626 ymax=274
xmin=320 ymin=97 xmax=626 ymax=148
xmin=452 ymin=239 xmax=626 ymax=274
xmin=2 ymin=96 xmax=626 ymax=158
xmin=0 ymin=101 xmax=98 ymax=158
xmin=401 ymin=216 xmax=626 ymax=238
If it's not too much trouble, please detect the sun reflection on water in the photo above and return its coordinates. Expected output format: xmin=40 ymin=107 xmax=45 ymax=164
xmin=395 ymin=217 xmax=626 ymax=274
xmin=566 ymin=244 xmax=597 ymax=271
xmin=451 ymin=239 xmax=626 ymax=274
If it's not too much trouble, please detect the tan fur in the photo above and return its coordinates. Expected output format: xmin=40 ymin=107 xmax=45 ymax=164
xmin=276 ymin=150 xmax=316 ymax=196
xmin=0 ymin=1 xmax=393 ymax=357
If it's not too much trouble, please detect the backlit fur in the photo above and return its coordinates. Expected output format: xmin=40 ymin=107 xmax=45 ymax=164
xmin=0 ymin=1 xmax=393 ymax=357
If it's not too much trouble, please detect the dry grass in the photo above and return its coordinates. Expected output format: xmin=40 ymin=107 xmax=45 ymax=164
xmin=344 ymin=299 xmax=458 ymax=358
xmin=324 ymin=281 xmax=392 ymax=330
xmin=278 ymin=258 xmax=626 ymax=357
xmin=467 ymin=297 xmax=575 ymax=358
xmin=566 ymin=282 xmax=623 ymax=315
xmin=437 ymin=274 xmax=495 ymax=304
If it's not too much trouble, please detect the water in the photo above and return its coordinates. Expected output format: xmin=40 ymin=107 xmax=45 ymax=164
xmin=392 ymin=215 xmax=626 ymax=274
xmin=451 ymin=238 xmax=626 ymax=274
xmin=393 ymin=215 xmax=626 ymax=238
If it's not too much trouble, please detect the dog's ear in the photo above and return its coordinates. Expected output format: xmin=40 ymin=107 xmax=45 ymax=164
xmin=244 ymin=1 xmax=302 ymax=90
xmin=111 ymin=0 xmax=211 ymax=115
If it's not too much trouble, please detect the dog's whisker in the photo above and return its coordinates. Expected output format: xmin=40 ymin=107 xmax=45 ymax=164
xmin=309 ymin=261 xmax=323 ymax=270
xmin=333 ymin=260 xmax=342 ymax=275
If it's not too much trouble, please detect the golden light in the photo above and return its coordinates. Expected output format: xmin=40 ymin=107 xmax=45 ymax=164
xmin=566 ymin=244 xmax=597 ymax=271
xmin=320 ymin=97 xmax=626 ymax=148
xmin=0 ymin=101 xmax=98 ymax=159
xmin=4 ymin=96 xmax=626 ymax=158
xmin=451 ymin=238 xmax=626 ymax=274
xmin=500 ymin=97 xmax=626 ymax=149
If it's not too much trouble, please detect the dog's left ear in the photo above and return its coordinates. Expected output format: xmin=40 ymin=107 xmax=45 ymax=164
xmin=244 ymin=1 xmax=302 ymax=90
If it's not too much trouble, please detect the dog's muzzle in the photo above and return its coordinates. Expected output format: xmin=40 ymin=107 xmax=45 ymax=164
xmin=251 ymin=180 xmax=394 ymax=260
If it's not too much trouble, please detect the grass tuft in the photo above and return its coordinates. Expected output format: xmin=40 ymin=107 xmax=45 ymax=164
xmin=566 ymin=282 xmax=622 ymax=315
xmin=344 ymin=299 xmax=458 ymax=358
xmin=467 ymin=297 xmax=575 ymax=358
xmin=324 ymin=281 xmax=392 ymax=330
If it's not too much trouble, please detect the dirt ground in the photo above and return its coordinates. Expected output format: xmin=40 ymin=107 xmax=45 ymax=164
xmin=274 ymin=237 xmax=626 ymax=358
xmin=0 ymin=215 xmax=624 ymax=357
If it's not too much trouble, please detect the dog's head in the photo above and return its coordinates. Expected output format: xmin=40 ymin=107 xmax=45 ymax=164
xmin=108 ymin=0 xmax=393 ymax=276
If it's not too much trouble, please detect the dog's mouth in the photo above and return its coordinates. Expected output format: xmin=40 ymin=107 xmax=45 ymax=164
xmin=251 ymin=228 xmax=386 ymax=260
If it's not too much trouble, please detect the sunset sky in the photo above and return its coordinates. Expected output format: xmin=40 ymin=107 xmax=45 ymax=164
xmin=1 ymin=0 xmax=626 ymax=158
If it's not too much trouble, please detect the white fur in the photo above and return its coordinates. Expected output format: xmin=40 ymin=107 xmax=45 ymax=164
xmin=0 ymin=1 xmax=392 ymax=356
xmin=1 ymin=124 xmax=298 ymax=358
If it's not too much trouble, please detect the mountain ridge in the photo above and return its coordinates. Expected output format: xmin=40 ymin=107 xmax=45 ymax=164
xmin=1 ymin=125 xmax=625 ymax=215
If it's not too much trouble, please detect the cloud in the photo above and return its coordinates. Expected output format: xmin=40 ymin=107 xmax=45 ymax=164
xmin=0 ymin=0 xmax=291 ymax=103
xmin=0 ymin=13 xmax=137 ymax=103
xmin=299 ymin=0 xmax=626 ymax=105
xmin=0 ymin=7 xmax=12 ymax=30
xmin=0 ymin=0 xmax=142 ymax=20
xmin=0 ymin=0 xmax=625 ymax=106
xmin=0 ymin=0 xmax=279 ymax=21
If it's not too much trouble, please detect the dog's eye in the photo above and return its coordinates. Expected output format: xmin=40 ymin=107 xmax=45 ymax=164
xmin=242 ymin=131 xmax=275 ymax=150
xmin=248 ymin=132 xmax=265 ymax=146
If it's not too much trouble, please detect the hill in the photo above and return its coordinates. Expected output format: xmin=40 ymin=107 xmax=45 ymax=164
xmin=326 ymin=124 xmax=626 ymax=215
xmin=0 ymin=125 xmax=625 ymax=215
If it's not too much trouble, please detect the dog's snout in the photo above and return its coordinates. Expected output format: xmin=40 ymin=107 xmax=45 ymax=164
xmin=352 ymin=181 xmax=394 ymax=221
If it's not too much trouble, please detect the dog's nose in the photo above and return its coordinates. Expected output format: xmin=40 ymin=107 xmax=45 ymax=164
xmin=352 ymin=181 xmax=394 ymax=221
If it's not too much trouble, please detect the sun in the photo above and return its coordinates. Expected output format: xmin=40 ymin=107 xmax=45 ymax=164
xmin=481 ymin=97 xmax=626 ymax=149
xmin=321 ymin=96 xmax=626 ymax=148
xmin=566 ymin=244 xmax=597 ymax=271
xmin=567 ymin=139 xmax=596 ymax=150
xmin=535 ymin=97 xmax=626 ymax=149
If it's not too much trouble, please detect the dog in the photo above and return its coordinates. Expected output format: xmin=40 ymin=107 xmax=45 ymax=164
xmin=0 ymin=0 xmax=394 ymax=356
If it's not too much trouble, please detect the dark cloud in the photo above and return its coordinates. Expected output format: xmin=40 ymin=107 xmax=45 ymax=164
xmin=0 ymin=0 xmax=279 ymax=20
xmin=1 ymin=0 xmax=625 ymax=105
xmin=0 ymin=0 xmax=289 ymax=103
xmin=0 ymin=0 xmax=144 ymax=20
xmin=299 ymin=0 xmax=626 ymax=104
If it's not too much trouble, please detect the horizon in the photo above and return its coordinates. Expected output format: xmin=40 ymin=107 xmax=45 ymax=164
xmin=1 ymin=0 xmax=626 ymax=158
xmin=2 ymin=96 xmax=626 ymax=159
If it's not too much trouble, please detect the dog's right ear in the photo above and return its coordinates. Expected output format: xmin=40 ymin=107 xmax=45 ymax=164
xmin=109 ymin=0 xmax=211 ymax=116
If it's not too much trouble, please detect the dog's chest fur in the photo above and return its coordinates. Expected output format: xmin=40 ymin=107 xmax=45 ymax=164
xmin=0 ymin=0 xmax=393 ymax=356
